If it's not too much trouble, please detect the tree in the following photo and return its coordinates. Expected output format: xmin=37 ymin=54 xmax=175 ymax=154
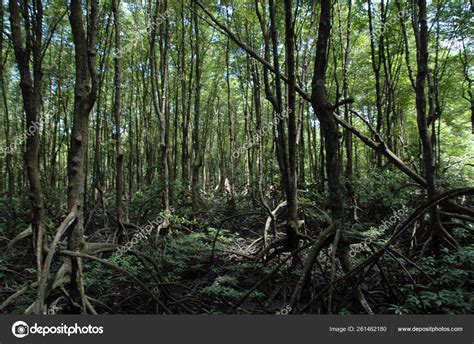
xmin=36 ymin=0 xmax=100 ymax=314
xmin=9 ymin=0 xmax=46 ymax=287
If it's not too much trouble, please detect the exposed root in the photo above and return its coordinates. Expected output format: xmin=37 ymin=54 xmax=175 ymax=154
xmin=36 ymin=208 xmax=77 ymax=314
xmin=6 ymin=225 xmax=32 ymax=252
xmin=263 ymin=201 xmax=286 ymax=247
xmin=296 ymin=188 xmax=474 ymax=313
xmin=0 ymin=281 xmax=38 ymax=312
xmin=232 ymin=240 xmax=316 ymax=312
xmin=289 ymin=224 xmax=336 ymax=309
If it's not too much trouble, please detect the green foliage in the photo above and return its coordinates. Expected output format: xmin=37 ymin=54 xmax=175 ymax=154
xmin=202 ymin=283 xmax=263 ymax=300
xmin=357 ymin=170 xmax=409 ymax=211
xmin=128 ymin=182 xmax=166 ymax=221
xmin=392 ymin=247 xmax=474 ymax=314
xmin=152 ymin=232 xmax=212 ymax=279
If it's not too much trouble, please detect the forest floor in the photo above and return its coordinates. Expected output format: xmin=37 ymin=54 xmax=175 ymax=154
xmin=1 ymin=178 xmax=473 ymax=314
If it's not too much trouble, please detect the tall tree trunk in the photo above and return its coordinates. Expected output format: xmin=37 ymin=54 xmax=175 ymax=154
xmin=226 ymin=32 xmax=236 ymax=209
xmin=180 ymin=1 xmax=192 ymax=184
xmin=191 ymin=1 xmax=202 ymax=211
xmin=414 ymin=0 xmax=445 ymax=253
xmin=9 ymin=0 xmax=46 ymax=290
xmin=64 ymin=0 xmax=99 ymax=313
xmin=312 ymin=0 xmax=360 ymax=313
xmin=368 ymin=0 xmax=384 ymax=168
xmin=150 ymin=0 xmax=170 ymax=213
xmin=415 ymin=1 xmax=436 ymax=193
xmin=283 ymin=0 xmax=300 ymax=250
xmin=112 ymin=0 xmax=124 ymax=226
xmin=337 ymin=0 xmax=354 ymax=211
xmin=1 ymin=3 xmax=14 ymax=202
xmin=311 ymin=0 xmax=343 ymax=220
xmin=460 ymin=38 xmax=473 ymax=134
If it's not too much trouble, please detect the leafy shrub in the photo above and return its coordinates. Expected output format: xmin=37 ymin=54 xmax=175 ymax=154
xmin=390 ymin=246 xmax=473 ymax=314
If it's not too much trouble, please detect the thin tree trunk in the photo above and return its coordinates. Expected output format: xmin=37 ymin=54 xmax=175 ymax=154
xmin=0 ymin=3 xmax=14 ymax=202
xmin=112 ymin=0 xmax=124 ymax=226
xmin=9 ymin=0 xmax=46 ymax=291
xmin=311 ymin=0 xmax=343 ymax=220
xmin=226 ymin=32 xmax=236 ymax=208
xmin=414 ymin=0 xmax=441 ymax=253
xmin=283 ymin=0 xmax=300 ymax=250
xmin=191 ymin=1 xmax=202 ymax=211
xmin=150 ymin=0 xmax=170 ymax=213
xmin=368 ymin=0 xmax=384 ymax=168
xmin=64 ymin=0 xmax=99 ymax=313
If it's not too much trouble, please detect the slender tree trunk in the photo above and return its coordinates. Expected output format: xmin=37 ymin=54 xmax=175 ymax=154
xmin=1 ymin=3 xmax=14 ymax=202
xmin=112 ymin=0 xmax=124 ymax=226
xmin=368 ymin=0 xmax=384 ymax=168
xmin=92 ymin=17 xmax=110 ymax=205
xmin=414 ymin=0 xmax=444 ymax=253
xmin=65 ymin=0 xmax=99 ymax=313
xmin=283 ymin=0 xmax=300 ymax=250
xmin=150 ymin=0 xmax=170 ymax=213
xmin=311 ymin=0 xmax=348 ymax=312
xmin=180 ymin=2 xmax=192 ymax=184
xmin=311 ymin=0 xmax=343 ymax=220
xmin=9 ymin=0 xmax=46 ymax=290
xmin=460 ymin=38 xmax=473 ymax=134
xmin=226 ymin=33 xmax=236 ymax=208
xmin=191 ymin=1 xmax=202 ymax=211
xmin=336 ymin=0 xmax=354 ymax=210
